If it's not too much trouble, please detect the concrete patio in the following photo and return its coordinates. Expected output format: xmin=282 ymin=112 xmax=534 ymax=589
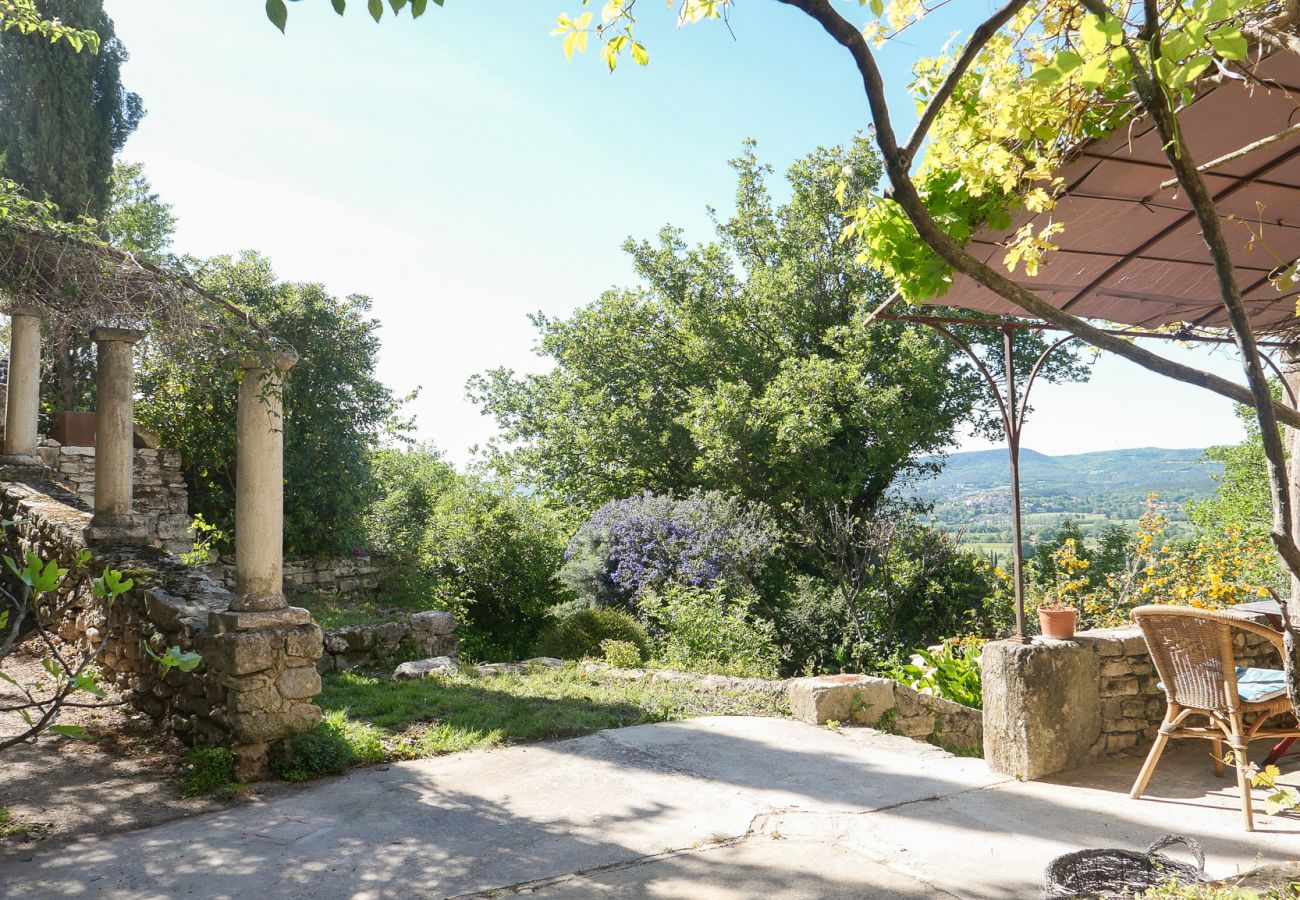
xmin=1 ymin=715 xmax=1296 ymax=898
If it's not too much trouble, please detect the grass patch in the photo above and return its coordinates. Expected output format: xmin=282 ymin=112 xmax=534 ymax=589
xmin=180 ymin=746 xmax=239 ymax=798
xmin=0 ymin=807 xmax=36 ymax=840
xmin=316 ymin=663 xmax=789 ymax=762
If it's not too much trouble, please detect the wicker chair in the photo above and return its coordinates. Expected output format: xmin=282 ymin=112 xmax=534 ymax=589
xmin=1130 ymin=605 xmax=1300 ymax=831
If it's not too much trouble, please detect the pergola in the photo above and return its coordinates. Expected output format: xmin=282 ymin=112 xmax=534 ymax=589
xmin=874 ymin=46 xmax=1300 ymax=640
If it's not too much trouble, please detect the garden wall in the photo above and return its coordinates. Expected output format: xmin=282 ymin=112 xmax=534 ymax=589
xmin=786 ymin=673 xmax=984 ymax=755
xmin=200 ymin=554 xmax=385 ymax=600
xmin=983 ymin=624 xmax=1278 ymax=780
xmin=318 ymin=610 xmax=458 ymax=673
xmin=37 ymin=440 xmax=192 ymax=556
xmin=0 ymin=469 xmax=324 ymax=779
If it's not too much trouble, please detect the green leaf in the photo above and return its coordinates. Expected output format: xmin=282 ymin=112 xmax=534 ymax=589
xmin=389 ymin=0 xmax=407 ymax=12
xmin=1078 ymin=53 xmax=1110 ymax=88
xmin=631 ymin=41 xmax=649 ymax=65
xmin=411 ymin=0 xmax=428 ymax=15
xmin=48 ymin=725 xmax=90 ymax=740
xmin=265 ymin=0 xmax=288 ymax=33
xmin=1209 ymin=26 xmax=1247 ymax=61
xmin=1079 ymin=15 xmax=1109 ymax=53
xmin=332 ymin=0 xmax=347 ymax=13
xmin=368 ymin=0 xmax=384 ymax=22
xmin=869 ymin=0 xmax=884 ymax=15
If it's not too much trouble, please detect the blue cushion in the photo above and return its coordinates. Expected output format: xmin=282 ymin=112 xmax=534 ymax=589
xmin=1236 ymin=667 xmax=1288 ymax=703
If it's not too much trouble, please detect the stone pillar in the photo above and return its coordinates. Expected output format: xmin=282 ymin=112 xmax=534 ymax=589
xmin=2 ymin=306 xmax=42 ymax=465
xmin=233 ymin=349 xmax=298 ymax=612
xmin=982 ymin=638 xmax=1101 ymax=780
xmin=88 ymin=327 xmax=145 ymax=541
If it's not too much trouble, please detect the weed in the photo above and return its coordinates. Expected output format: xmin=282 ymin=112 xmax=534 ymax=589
xmin=180 ymin=746 xmax=237 ymax=798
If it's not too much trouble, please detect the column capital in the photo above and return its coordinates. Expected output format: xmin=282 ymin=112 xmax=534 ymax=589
xmin=90 ymin=326 xmax=145 ymax=345
xmin=6 ymin=304 xmax=43 ymax=319
xmin=237 ymin=347 xmax=299 ymax=373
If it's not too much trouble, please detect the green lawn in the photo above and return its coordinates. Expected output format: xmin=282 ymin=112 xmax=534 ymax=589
xmin=317 ymin=664 xmax=789 ymax=761
xmin=298 ymin=592 xmax=432 ymax=629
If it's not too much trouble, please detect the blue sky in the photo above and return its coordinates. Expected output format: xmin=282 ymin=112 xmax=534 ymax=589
xmin=104 ymin=0 xmax=1250 ymax=463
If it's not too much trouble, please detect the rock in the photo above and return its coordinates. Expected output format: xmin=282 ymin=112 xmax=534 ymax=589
xmin=392 ymin=656 xmax=458 ymax=681
xmin=475 ymin=662 xmax=525 ymax=676
xmin=374 ymin=621 xmax=409 ymax=645
xmin=277 ymin=665 xmax=323 ymax=700
xmin=786 ymin=674 xmax=896 ymax=726
xmin=409 ymin=611 xmax=457 ymax=635
xmin=521 ymin=657 xmax=565 ymax=668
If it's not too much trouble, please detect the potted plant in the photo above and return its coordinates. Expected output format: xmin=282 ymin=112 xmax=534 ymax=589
xmin=1038 ymin=596 xmax=1078 ymax=640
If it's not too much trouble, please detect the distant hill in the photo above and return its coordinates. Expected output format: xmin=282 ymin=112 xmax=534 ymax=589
xmin=913 ymin=447 xmax=1222 ymax=551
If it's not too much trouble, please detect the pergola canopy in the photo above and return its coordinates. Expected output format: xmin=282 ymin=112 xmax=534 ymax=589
xmin=940 ymin=49 xmax=1300 ymax=334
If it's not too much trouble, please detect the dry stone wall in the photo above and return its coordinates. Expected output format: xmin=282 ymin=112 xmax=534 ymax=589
xmin=0 ymin=470 xmax=324 ymax=780
xmin=200 ymin=555 xmax=385 ymax=601
xmin=37 ymin=441 xmax=192 ymax=555
xmin=319 ymin=610 xmax=459 ymax=673
xmin=786 ymin=673 xmax=984 ymax=755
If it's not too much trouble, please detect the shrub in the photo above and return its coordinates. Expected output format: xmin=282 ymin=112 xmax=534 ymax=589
xmin=532 ymin=608 xmax=649 ymax=661
xmin=366 ymin=446 xmax=574 ymax=660
xmin=641 ymin=583 xmax=780 ymax=679
xmin=274 ymin=711 xmax=386 ymax=781
xmin=889 ymin=638 xmax=983 ymax=709
xmin=180 ymin=746 xmax=236 ymax=798
xmin=600 ymin=638 xmax=643 ymax=668
xmin=559 ymin=491 xmax=781 ymax=610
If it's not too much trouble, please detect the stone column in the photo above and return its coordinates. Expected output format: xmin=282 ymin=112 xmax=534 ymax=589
xmin=2 ymin=306 xmax=42 ymax=465
xmin=88 ymin=327 xmax=145 ymax=539
xmin=233 ymin=349 xmax=298 ymax=612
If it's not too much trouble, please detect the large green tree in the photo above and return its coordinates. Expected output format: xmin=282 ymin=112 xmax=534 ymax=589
xmin=0 ymin=0 xmax=142 ymax=413
xmin=471 ymin=139 xmax=1080 ymax=523
xmin=136 ymin=253 xmax=406 ymax=558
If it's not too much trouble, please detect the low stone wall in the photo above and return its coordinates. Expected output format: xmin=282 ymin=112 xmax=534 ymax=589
xmin=787 ymin=673 xmax=984 ymax=755
xmin=0 ymin=470 xmax=324 ymax=779
xmin=983 ymin=623 xmax=1280 ymax=780
xmin=201 ymin=554 xmax=385 ymax=601
xmin=37 ymin=441 xmax=192 ymax=556
xmin=319 ymin=610 xmax=458 ymax=673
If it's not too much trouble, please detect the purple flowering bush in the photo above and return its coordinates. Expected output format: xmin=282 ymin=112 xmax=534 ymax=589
xmin=559 ymin=491 xmax=781 ymax=611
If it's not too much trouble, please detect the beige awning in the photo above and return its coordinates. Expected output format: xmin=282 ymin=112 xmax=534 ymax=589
xmin=938 ymin=49 xmax=1300 ymax=333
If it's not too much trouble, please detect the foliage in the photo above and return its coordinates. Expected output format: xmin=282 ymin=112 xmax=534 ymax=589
xmin=316 ymin=664 xmax=789 ymax=762
xmin=640 ymin=583 xmax=780 ymax=679
xmin=99 ymin=161 xmax=176 ymax=262
xmin=136 ymin=253 xmax=404 ymax=558
xmin=531 ymin=607 xmax=648 ymax=661
xmin=599 ymin=638 xmax=643 ymax=668
xmin=0 ymin=0 xmax=139 ymax=222
xmin=889 ymin=638 xmax=984 ymax=709
xmin=180 ymin=746 xmax=236 ymax=798
xmin=366 ymin=446 xmax=572 ymax=660
xmin=470 ymin=141 xmax=1073 ymax=517
xmin=0 ymin=535 xmax=156 ymax=751
xmin=1029 ymin=496 xmax=1285 ymax=629
xmin=560 ymin=490 xmax=780 ymax=611
xmin=0 ymin=0 xmax=101 ymax=51
xmin=273 ymin=709 xmax=386 ymax=782
xmin=1251 ymin=763 xmax=1300 ymax=817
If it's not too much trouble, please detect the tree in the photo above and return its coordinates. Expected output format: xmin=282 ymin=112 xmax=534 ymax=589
xmin=1191 ymin=400 xmax=1277 ymax=537
xmin=99 ymin=162 xmax=176 ymax=263
xmin=136 ymin=253 xmax=405 ymax=558
xmin=472 ymin=139 xmax=1080 ymax=520
xmin=366 ymin=446 xmax=573 ymax=660
xmin=0 ymin=0 xmax=142 ymax=414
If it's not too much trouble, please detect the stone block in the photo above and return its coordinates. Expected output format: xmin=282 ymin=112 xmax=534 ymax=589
xmin=207 ymin=632 xmax=277 ymax=675
xmin=786 ymin=674 xmax=895 ymax=726
xmin=374 ymin=621 xmax=409 ymax=645
xmin=277 ymin=665 xmax=322 ymax=700
xmin=284 ymin=624 xmax=324 ymax=660
xmin=409 ymin=611 xmax=456 ymax=635
xmin=393 ymin=656 xmax=458 ymax=681
xmin=209 ymin=606 xmax=312 ymax=634
xmin=982 ymin=637 xmax=1101 ymax=780
xmin=225 ymin=683 xmax=281 ymax=713
xmin=232 ymin=742 xmax=270 ymax=781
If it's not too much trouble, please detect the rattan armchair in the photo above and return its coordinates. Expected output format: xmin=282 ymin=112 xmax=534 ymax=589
xmin=1130 ymin=605 xmax=1300 ymax=831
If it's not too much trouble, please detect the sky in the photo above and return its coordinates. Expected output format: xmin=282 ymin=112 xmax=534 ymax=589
xmin=102 ymin=0 xmax=1252 ymax=464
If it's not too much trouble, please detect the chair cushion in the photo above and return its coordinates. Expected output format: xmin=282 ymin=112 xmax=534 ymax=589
xmin=1236 ymin=667 xmax=1288 ymax=703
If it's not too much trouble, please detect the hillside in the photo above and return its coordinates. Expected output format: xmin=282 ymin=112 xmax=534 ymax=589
xmin=913 ymin=447 xmax=1222 ymax=551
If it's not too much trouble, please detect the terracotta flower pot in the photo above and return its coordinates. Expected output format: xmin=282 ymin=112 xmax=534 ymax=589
xmin=1038 ymin=607 xmax=1078 ymax=640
